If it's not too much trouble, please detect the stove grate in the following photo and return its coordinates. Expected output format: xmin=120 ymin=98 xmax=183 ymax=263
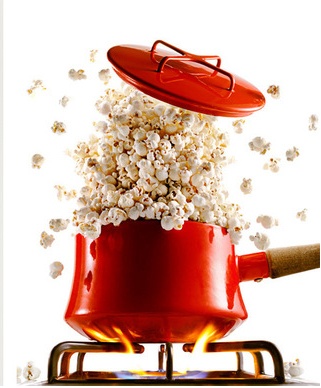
xmin=47 ymin=340 xmax=285 ymax=384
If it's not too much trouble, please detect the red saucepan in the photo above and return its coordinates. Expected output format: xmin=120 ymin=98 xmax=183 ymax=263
xmin=65 ymin=220 xmax=320 ymax=343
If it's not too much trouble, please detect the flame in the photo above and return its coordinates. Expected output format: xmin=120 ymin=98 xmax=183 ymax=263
xmin=113 ymin=327 xmax=135 ymax=354
xmin=192 ymin=323 xmax=220 ymax=354
xmin=83 ymin=326 xmax=135 ymax=353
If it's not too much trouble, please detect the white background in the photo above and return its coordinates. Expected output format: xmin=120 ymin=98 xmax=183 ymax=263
xmin=3 ymin=0 xmax=321 ymax=385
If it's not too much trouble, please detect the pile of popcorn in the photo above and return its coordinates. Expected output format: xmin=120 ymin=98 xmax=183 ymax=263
xmin=70 ymin=83 xmax=248 ymax=244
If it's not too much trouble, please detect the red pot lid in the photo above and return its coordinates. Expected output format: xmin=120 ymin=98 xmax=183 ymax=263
xmin=107 ymin=40 xmax=265 ymax=117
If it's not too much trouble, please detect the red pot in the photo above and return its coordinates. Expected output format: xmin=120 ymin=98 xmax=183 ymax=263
xmin=65 ymin=220 xmax=319 ymax=343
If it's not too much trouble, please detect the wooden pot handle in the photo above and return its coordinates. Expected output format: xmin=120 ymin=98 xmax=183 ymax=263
xmin=266 ymin=243 xmax=320 ymax=279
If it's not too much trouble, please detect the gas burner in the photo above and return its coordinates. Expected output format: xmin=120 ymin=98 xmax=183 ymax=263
xmin=46 ymin=339 xmax=294 ymax=385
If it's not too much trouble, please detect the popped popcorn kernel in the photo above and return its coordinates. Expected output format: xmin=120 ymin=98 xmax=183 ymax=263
xmin=98 ymin=69 xmax=111 ymax=84
xmin=249 ymin=232 xmax=270 ymax=250
xmin=79 ymin=221 xmax=101 ymax=239
xmin=27 ymin=80 xmax=46 ymax=94
xmin=68 ymin=69 xmax=87 ymax=81
xmin=284 ymin=359 xmax=304 ymax=378
xmin=22 ymin=361 xmax=41 ymax=381
xmin=49 ymin=218 xmax=70 ymax=232
xmin=54 ymin=185 xmax=77 ymax=200
xmin=296 ymin=208 xmax=307 ymax=221
xmin=249 ymin=136 xmax=270 ymax=154
xmin=89 ymin=49 xmax=98 ymax=62
xmin=308 ymin=114 xmax=318 ymax=131
xmin=40 ymin=231 xmax=55 ymax=249
xmin=286 ymin=146 xmax=299 ymax=161
xmin=59 ymin=95 xmax=69 ymax=107
xmin=51 ymin=120 xmax=66 ymax=134
xmin=31 ymin=153 xmax=45 ymax=169
xmin=256 ymin=214 xmax=279 ymax=229
xmin=49 ymin=261 xmax=64 ymax=279
xmin=240 ymin=178 xmax=253 ymax=194
xmin=232 ymin=119 xmax=245 ymax=134
xmin=267 ymin=84 xmax=280 ymax=99
xmin=263 ymin=157 xmax=281 ymax=172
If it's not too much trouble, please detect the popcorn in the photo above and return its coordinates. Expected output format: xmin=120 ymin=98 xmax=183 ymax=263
xmin=49 ymin=261 xmax=64 ymax=279
xmin=240 ymin=178 xmax=252 ymax=194
xmin=59 ymin=96 xmax=69 ymax=107
xmin=98 ymin=69 xmax=111 ymax=83
xmin=256 ymin=215 xmax=279 ymax=229
xmin=89 ymin=49 xmax=98 ymax=62
xmin=263 ymin=157 xmax=281 ymax=172
xmin=40 ymin=231 xmax=55 ymax=249
xmin=308 ymin=114 xmax=318 ymax=131
xmin=128 ymin=203 xmax=144 ymax=220
xmin=70 ymin=83 xmax=248 ymax=244
xmin=79 ymin=221 xmax=101 ymax=239
xmin=227 ymin=216 xmax=250 ymax=245
xmin=161 ymin=215 xmax=184 ymax=231
xmin=68 ymin=69 xmax=87 ymax=80
xmin=232 ymin=119 xmax=245 ymax=134
xmin=49 ymin=218 xmax=70 ymax=232
xmin=51 ymin=120 xmax=66 ymax=134
xmin=286 ymin=146 xmax=299 ymax=161
xmin=22 ymin=361 xmax=41 ymax=381
xmin=249 ymin=232 xmax=270 ymax=250
xmin=106 ymin=207 xmax=127 ymax=226
xmin=284 ymin=359 xmax=304 ymax=378
xmin=296 ymin=208 xmax=307 ymax=221
xmin=267 ymin=84 xmax=280 ymax=99
xmin=31 ymin=153 xmax=45 ymax=169
xmin=249 ymin=136 xmax=270 ymax=154
xmin=27 ymin=80 xmax=46 ymax=94
xmin=54 ymin=185 xmax=77 ymax=200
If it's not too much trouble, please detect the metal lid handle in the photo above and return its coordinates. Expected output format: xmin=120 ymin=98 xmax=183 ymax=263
xmin=150 ymin=40 xmax=235 ymax=91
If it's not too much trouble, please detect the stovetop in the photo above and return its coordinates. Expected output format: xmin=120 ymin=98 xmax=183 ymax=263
xmin=27 ymin=340 xmax=319 ymax=386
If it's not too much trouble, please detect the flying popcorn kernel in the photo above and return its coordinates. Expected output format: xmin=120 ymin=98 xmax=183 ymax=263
xmin=256 ymin=215 xmax=279 ymax=229
xmin=31 ymin=153 xmax=45 ymax=169
xmin=27 ymin=80 xmax=46 ymax=94
xmin=40 ymin=231 xmax=55 ymax=249
xmin=249 ymin=136 xmax=271 ymax=154
xmin=296 ymin=208 xmax=307 ymax=221
xmin=308 ymin=114 xmax=318 ymax=131
xmin=54 ymin=185 xmax=77 ymax=201
xmin=267 ymin=84 xmax=280 ymax=99
xmin=22 ymin=361 xmax=41 ymax=381
xmin=49 ymin=218 xmax=70 ymax=232
xmin=232 ymin=119 xmax=245 ymax=134
xmin=68 ymin=69 xmax=87 ymax=81
xmin=59 ymin=95 xmax=69 ymax=107
xmin=240 ymin=178 xmax=253 ymax=194
xmin=89 ymin=49 xmax=98 ymax=62
xmin=49 ymin=261 xmax=64 ymax=279
xmin=286 ymin=146 xmax=299 ymax=161
xmin=249 ymin=232 xmax=270 ymax=250
xmin=98 ymin=69 xmax=111 ymax=83
xmin=263 ymin=157 xmax=281 ymax=172
xmin=51 ymin=120 xmax=66 ymax=134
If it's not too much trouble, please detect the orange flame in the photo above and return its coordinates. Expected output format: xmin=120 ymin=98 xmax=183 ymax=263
xmin=83 ymin=326 xmax=135 ymax=353
xmin=192 ymin=323 xmax=220 ymax=354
